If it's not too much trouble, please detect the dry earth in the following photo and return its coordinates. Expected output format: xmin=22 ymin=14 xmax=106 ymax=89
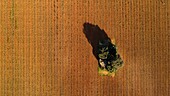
xmin=0 ymin=0 xmax=169 ymax=96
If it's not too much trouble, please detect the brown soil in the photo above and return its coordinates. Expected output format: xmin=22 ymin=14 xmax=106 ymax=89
xmin=0 ymin=0 xmax=169 ymax=96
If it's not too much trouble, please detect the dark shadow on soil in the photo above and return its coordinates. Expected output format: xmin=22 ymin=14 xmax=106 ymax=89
xmin=83 ymin=22 xmax=110 ymax=60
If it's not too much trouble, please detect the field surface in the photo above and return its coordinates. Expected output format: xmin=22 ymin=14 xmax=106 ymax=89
xmin=0 ymin=0 xmax=169 ymax=96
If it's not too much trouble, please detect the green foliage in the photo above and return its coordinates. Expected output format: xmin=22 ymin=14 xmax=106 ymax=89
xmin=97 ymin=39 xmax=123 ymax=76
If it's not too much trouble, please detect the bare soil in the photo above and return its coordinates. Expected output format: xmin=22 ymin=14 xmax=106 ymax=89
xmin=0 ymin=0 xmax=169 ymax=96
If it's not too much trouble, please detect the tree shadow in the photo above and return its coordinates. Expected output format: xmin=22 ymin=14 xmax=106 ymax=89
xmin=83 ymin=22 xmax=111 ymax=60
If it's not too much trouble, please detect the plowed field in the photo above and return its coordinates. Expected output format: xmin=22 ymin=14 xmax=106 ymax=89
xmin=0 ymin=0 xmax=169 ymax=96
